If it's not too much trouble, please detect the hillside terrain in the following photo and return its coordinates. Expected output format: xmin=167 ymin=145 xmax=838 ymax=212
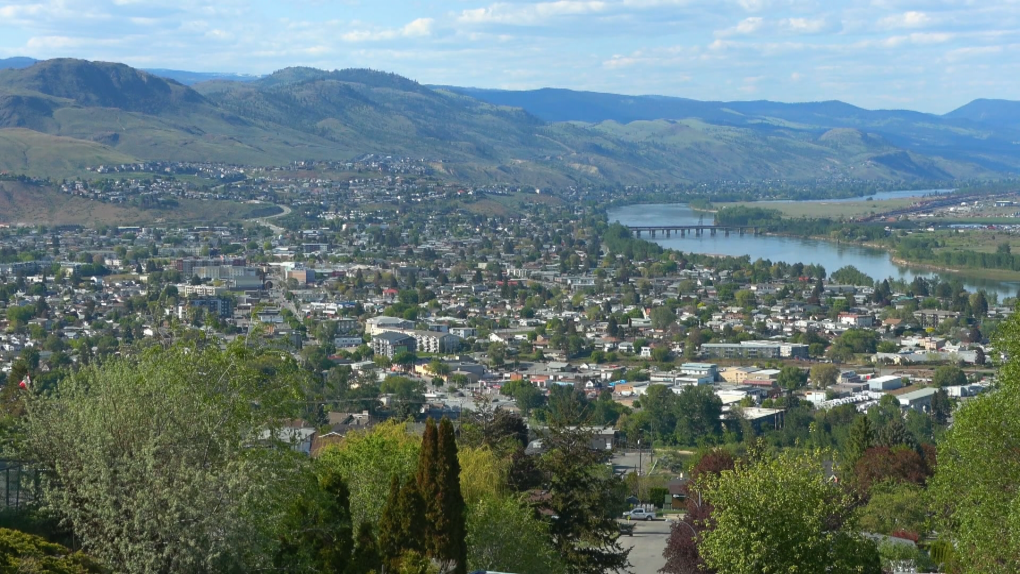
xmin=945 ymin=99 xmax=1020 ymax=131
xmin=0 ymin=58 xmax=1014 ymax=183
xmin=0 ymin=179 xmax=275 ymax=226
xmin=443 ymin=86 xmax=1020 ymax=176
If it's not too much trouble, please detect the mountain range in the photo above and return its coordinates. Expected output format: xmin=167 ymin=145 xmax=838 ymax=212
xmin=0 ymin=57 xmax=1018 ymax=184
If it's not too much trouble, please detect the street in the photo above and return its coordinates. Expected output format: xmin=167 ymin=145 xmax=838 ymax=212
xmin=619 ymin=519 xmax=671 ymax=573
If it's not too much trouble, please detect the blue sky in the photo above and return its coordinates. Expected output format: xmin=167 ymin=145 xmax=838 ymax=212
xmin=1 ymin=0 xmax=1018 ymax=113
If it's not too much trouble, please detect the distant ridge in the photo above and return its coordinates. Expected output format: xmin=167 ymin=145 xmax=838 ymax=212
xmin=0 ymin=57 xmax=262 ymax=85
xmin=946 ymin=99 xmax=1020 ymax=131
xmin=0 ymin=57 xmax=1016 ymax=182
xmin=0 ymin=57 xmax=39 ymax=70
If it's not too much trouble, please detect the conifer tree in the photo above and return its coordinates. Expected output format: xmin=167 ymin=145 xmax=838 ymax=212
xmin=436 ymin=417 xmax=468 ymax=574
xmin=348 ymin=521 xmax=382 ymax=574
xmin=378 ymin=475 xmax=426 ymax=572
xmin=416 ymin=416 xmax=468 ymax=573
xmin=843 ymin=416 xmax=873 ymax=475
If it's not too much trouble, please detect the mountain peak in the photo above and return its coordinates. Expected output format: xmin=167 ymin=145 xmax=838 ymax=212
xmin=0 ymin=58 xmax=206 ymax=113
xmin=945 ymin=98 xmax=1020 ymax=129
xmin=256 ymin=66 xmax=426 ymax=93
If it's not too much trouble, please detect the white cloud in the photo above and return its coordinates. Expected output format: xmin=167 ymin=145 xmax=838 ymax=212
xmin=458 ymin=1 xmax=609 ymax=25
xmin=878 ymin=11 xmax=930 ymax=29
xmin=717 ymin=16 xmax=764 ymax=36
xmin=341 ymin=18 xmax=435 ymax=42
xmin=402 ymin=18 xmax=435 ymax=37
xmin=779 ymin=17 xmax=833 ymax=34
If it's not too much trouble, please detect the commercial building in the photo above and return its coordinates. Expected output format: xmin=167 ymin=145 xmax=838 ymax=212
xmin=897 ymin=387 xmax=938 ymax=412
xmin=700 ymin=341 xmax=809 ymax=360
xmin=680 ymin=363 xmax=719 ymax=381
xmin=720 ymin=366 xmax=761 ymax=384
xmin=367 ymin=316 xmax=415 ymax=336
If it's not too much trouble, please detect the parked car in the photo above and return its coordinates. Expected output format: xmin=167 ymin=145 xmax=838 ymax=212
xmin=622 ymin=508 xmax=655 ymax=521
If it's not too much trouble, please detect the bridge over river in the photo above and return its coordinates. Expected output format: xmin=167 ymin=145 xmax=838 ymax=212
xmin=626 ymin=225 xmax=760 ymax=238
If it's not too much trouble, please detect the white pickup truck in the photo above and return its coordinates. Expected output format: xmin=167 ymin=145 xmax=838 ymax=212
xmin=622 ymin=508 xmax=655 ymax=521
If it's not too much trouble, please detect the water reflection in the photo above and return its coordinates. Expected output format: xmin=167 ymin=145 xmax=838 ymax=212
xmin=609 ymin=202 xmax=1018 ymax=299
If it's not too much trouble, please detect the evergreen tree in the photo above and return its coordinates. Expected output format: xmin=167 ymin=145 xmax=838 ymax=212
xmin=416 ymin=417 xmax=441 ymax=543
xmin=931 ymin=389 xmax=953 ymax=426
xmin=348 ymin=522 xmax=382 ymax=574
xmin=275 ymin=468 xmax=355 ymax=572
xmin=540 ymin=425 xmax=631 ymax=573
xmin=843 ymin=416 xmax=873 ymax=476
xmin=378 ymin=475 xmax=426 ymax=572
xmin=436 ymin=417 xmax=468 ymax=574
xmin=877 ymin=417 xmax=919 ymax=452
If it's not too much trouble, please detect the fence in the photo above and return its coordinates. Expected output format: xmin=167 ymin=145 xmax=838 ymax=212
xmin=0 ymin=460 xmax=40 ymax=510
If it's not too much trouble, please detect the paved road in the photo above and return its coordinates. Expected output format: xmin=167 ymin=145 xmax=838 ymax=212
xmin=612 ymin=450 xmax=656 ymax=477
xmin=619 ymin=519 xmax=671 ymax=573
xmin=250 ymin=203 xmax=291 ymax=235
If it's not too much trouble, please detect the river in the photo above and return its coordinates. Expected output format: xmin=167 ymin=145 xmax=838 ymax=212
xmin=609 ymin=194 xmax=1019 ymax=299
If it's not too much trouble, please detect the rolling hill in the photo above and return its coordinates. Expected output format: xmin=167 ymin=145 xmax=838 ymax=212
xmin=442 ymin=86 xmax=1020 ymax=176
xmin=0 ymin=58 xmax=1014 ymax=183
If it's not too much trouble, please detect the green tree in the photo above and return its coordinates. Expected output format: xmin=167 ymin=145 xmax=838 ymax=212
xmin=843 ymin=416 xmax=874 ymax=477
xmin=857 ymin=482 xmax=928 ymax=538
xmin=931 ymin=388 xmax=952 ymax=425
xmin=381 ymin=376 xmax=426 ymax=418
xmin=348 ymin=521 xmax=382 ymax=574
xmin=539 ymin=425 xmax=630 ymax=573
xmin=810 ymin=363 xmax=840 ymax=389
xmin=378 ymin=476 xmax=426 ymax=572
xmin=932 ymin=365 xmax=967 ymax=388
xmin=929 ymin=309 xmax=1020 ymax=573
xmin=876 ymin=417 xmax=919 ymax=451
xmin=318 ymin=421 xmax=421 ymax=530
xmin=274 ymin=466 xmax=355 ymax=572
xmin=435 ymin=418 xmax=468 ymax=573
xmin=700 ymin=449 xmax=882 ymax=574
xmin=466 ymin=493 xmax=564 ymax=574
xmin=23 ymin=343 xmax=306 ymax=573
xmin=734 ymin=289 xmax=756 ymax=309
xmin=776 ymin=365 xmax=808 ymax=392
xmin=650 ymin=306 xmax=677 ymax=330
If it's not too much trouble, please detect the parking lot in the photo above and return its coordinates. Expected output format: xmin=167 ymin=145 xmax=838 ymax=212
xmin=618 ymin=518 xmax=672 ymax=573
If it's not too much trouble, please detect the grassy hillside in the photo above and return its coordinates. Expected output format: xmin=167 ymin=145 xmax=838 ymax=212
xmin=0 ymin=179 xmax=275 ymax=226
xmin=443 ymin=86 xmax=1020 ymax=176
xmin=0 ymin=128 xmax=138 ymax=177
xmin=0 ymin=59 xmax=1011 ymax=185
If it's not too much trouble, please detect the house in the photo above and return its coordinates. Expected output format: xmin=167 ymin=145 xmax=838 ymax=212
xmin=372 ymin=331 xmax=416 ymax=359
xmin=838 ymin=313 xmax=874 ymax=328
